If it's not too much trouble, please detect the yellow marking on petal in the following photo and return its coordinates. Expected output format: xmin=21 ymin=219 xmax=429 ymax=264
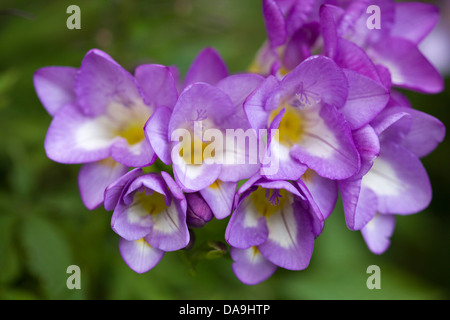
xmin=136 ymin=238 xmax=151 ymax=247
xmin=98 ymin=157 xmax=118 ymax=167
xmin=269 ymin=104 xmax=305 ymax=148
xmin=209 ymin=180 xmax=221 ymax=190
xmin=250 ymin=187 xmax=289 ymax=218
xmin=248 ymin=59 xmax=263 ymax=74
xmin=117 ymin=123 xmax=145 ymax=145
xmin=251 ymin=246 xmax=260 ymax=257
xmin=178 ymin=134 xmax=215 ymax=165
xmin=278 ymin=65 xmax=291 ymax=77
xmin=135 ymin=191 xmax=167 ymax=215
xmin=301 ymin=169 xmax=315 ymax=183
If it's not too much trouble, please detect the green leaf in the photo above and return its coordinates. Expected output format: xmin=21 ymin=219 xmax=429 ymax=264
xmin=21 ymin=215 xmax=77 ymax=299
xmin=0 ymin=213 xmax=21 ymax=284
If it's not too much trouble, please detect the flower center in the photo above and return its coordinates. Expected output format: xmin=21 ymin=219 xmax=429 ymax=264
xmin=270 ymin=104 xmax=305 ymax=148
xmin=178 ymin=133 xmax=215 ymax=165
xmin=250 ymin=186 xmax=289 ymax=217
xmin=118 ymin=122 xmax=146 ymax=145
xmin=134 ymin=190 xmax=167 ymax=215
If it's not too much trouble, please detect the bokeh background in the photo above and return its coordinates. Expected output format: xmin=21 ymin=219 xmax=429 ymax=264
xmin=0 ymin=0 xmax=449 ymax=300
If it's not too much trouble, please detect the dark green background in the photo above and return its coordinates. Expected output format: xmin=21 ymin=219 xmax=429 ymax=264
xmin=0 ymin=0 xmax=449 ymax=300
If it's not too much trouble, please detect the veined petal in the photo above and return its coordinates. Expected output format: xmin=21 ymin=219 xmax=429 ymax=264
xmin=399 ymin=108 xmax=445 ymax=158
xmin=144 ymin=106 xmax=172 ymax=165
xmin=184 ymin=47 xmax=228 ymax=88
xmin=244 ymin=75 xmax=279 ymax=131
xmin=340 ymin=69 xmax=389 ymax=130
xmin=390 ymin=2 xmax=439 ymax=45
xmin=144 ymin=199 xmax=189 ymax=252
xmin=298 ymin=169 xmax=338 ymax=220
xmin=277 ymin=55 xmax=348 ymax=109
xmin=216 ymin=73 xmax=264 ymax=123
xmin=104 ymin=168 xmax=143 ymax=211
xmin=33 ymin=66 xmax=77 ymax=116
xmin=361 ymin=213 xmax=395 ymax=254
xmin=111 ymin=197 xmax=154 ymax=241
xmin=45 ymin=103 xmax=116 ymax=164
xmin=230 ymin=246 xmax=277 ymax=285
xmin=370 ymin=37 xmax=444 ymax=93
xmin=334 ymin=37 xmax=382 ymax=83
xmin=78 ymin=158 xmax=128 ymax=210
xmin=110 ymin=137 xmax=156 ymax=168
xmin=119 ymin=238 xmax=165 ymax=274
xmin=289 ymin=103 xmax=360 ymax=180
xmin=263 ymin=110 xmax=308 ymax=180
xmin=258 ymin=199 xmax=314 ymax=270
xmin=200 ymin=180 xmax=236 ymax=220
xmin=225 ymin=191 xmax=269 ymax=249
xmin=168 ymin=82 xmax=235 ymax=134
xmin=262 ymin=0 xmax=287 ymax=48
xmin=111 ymin=173 xmax=171 ymax=241
xmin=362 ymin=142 xmax=431 ymax=215
xmin=75 ymin=49 xmax=144 ymax=117
xmin=340 ymin=178 xmax=378 ymax=231
xmin=134 ymin=64 xmax=178 ymax=109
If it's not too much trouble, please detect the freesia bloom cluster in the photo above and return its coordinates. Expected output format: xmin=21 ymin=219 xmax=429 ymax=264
xmin=34 ymin=0 xmax=445 ymax=285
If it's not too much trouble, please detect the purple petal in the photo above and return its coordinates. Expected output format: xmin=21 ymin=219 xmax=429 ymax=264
xmin=184 ymin=47 xmax=228 ymax=88
xmin=230 ymin=246 xmax=277 ymax=285
xmin=144 ymin=106 xmax=172 ymax=165
xmin=285 ymin=0 xmax=316 ymax=36
xmin=334 ymin=37 xmax=382 ymax=83
xmin=104 ymin=168 xmax=143 ymax=211
xmin=400 ymin=108 xmax=446 ymax=158
xmin=134 ymin=64 xmax=178 ymax=109
xmin=361 ymin=142 xmax=432 ymax=215
xmin=390 ymin=2 xmax=440 ymax=45
xmin=225 ymin=192 xmax=269 ymax=249
xmin=168 ymin=82 xmax=235 ymax=134
xmin=143 ymin=198 xmax=189 ymax=252
xmin=289 ymin=103 xmax=360 ymax=180
xmin=353 ymin=125 xmax=381 ymax=180
xmin=44 ymin=103 xmax=115 ymax=164
xmin=200 ymin=180 xmax=236 ymax=220
xmin=298 ymin=170 xmax=337 ymax=220
xmin=282 ymin=23 xmax=319 ymax=70
xmin=110 ymin=138 xmax=156 ymax=168
xmin=361 ymin=213 xmax=395 ymax=254
xmin=258 ymin=199 xmax=314 ymax=270
xmin=244 ymin=75 xmax=279 ymax=131
xmin=370 ymin=37 xmax=444 ymax=93
xmin=339 ymin=69 xmax=389 ymax=130
xmin=262 ymin=0 xmax=287 ymax=48
xmin=74 ymin=49 xmax=143 ymax=117
xmin=263 ymin=110 xmax=308 ymax=180
xmin=216 ymin=73 xmax=264 ymax=122
xmin=78 ymin=158 xmax=128 ymax=210
xmin=119 ymin=238 xmax=165 ymax=274
xmin=340 ymin=178 xmax=378 ymax=231
xmin=276 ymin=55 xmax=348 ymax=109
xmin=33 ymin=66 xmax=77 ymax=116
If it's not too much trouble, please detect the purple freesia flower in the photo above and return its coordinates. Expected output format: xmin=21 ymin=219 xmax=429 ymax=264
xmin=319 ymin=0 xmax=444 ymax=93
xmin=145 ymin=48 xmax=264 ymax=219
xmin=339 ymin=100 xmax=445 ymax=254
xmin=34 ymin=49 xmax=178 ymax=209
xmin=104 ymin=168 xmax=189 ymax=272
xmin=245 ymin=55 xmax=388 ymax=181
xmin=225 ymin=174 xmax=324 ymax=284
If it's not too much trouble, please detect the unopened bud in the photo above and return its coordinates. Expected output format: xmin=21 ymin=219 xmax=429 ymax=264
xmin=185 ymin=192 xmax=213 ymax=228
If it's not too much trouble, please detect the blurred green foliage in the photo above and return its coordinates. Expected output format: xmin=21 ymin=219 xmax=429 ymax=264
xmin=0 ymin=0 xmax=449 ymax=300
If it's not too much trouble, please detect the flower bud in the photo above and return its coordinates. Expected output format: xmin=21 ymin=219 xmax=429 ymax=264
xmin=185 ymin=192 xmax=213 ymax=228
